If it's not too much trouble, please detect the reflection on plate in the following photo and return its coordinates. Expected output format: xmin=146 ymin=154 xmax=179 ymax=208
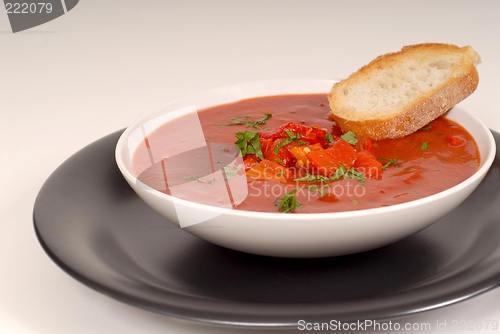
xmin=34 ymin=130 xmax=500 ymax=328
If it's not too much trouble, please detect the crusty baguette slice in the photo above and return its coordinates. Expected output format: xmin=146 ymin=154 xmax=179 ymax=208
xmin=327 ymin=43 xmax=481 ymax=140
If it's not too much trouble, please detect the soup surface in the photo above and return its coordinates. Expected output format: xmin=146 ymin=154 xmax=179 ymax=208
xmin=132 ymin=95 xmax=480 ymax=213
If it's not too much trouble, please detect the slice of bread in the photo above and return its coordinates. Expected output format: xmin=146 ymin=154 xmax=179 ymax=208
xmin=327 ymin=43 xmax=481 ymax=140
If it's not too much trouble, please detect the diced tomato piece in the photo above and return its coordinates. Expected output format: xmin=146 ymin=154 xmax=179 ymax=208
xmin=243 ymin=157 xmax=258 ymax=171
xmin=260 ymin=122 xmax=293 ymax=141
xmin=284 ymin=141 xmax=300 ymax=152
xmin=330 ymin=123 xmax=343 ymax=138
xmin=301 ymin=132 xmax=320 ymax=146
xmin=353 ymin=151 xmax=383 ymax=179
xmin=363 ymin=137 xmax=375 ymax=154
xmin=260 ymin=137 xmax=273 ymax=153
xmin=447 ymin=136 xmax=465 ymax=146
xmin=306 ymin=150 xmax=340 ymax=176
xmin=264 ymin=138 xmax=295 ymax=167
xmin=280 ymin=123 xmax=313 ymax=138
xmin=354 ymin=137 xmax=375 ymax=154
xmin=261 ymin=122 xmax=331 ymax=148
xmin=243 ymin=153 xmax=261 ymax=163
xmin=325 ymin=139 xmax=357 ymax=169
xmin=245 ymin=160 xmax=291 ymax=181
xmin=290 ymin=143 xmax=323 ymax=169
xmin=307 ymin=127 xmax=331 ymax=148
xmin=308 ymin=143 xmax=323 ymax=151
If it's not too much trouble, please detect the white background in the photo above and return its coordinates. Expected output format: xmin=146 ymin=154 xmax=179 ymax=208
xmin=1 ymin=1 xmax=500 ymax=333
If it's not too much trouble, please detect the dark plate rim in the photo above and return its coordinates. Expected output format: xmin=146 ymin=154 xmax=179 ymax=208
xmin=33 ymin=129 xmax=500 ymax=329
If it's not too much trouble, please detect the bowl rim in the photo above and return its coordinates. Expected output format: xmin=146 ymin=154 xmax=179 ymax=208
xmin=115 ymin=78 xmax=497 ymax=221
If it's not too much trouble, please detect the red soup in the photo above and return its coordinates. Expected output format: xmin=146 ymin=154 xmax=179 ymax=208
xmin=132 ymin=94 xmax=480 ymax=214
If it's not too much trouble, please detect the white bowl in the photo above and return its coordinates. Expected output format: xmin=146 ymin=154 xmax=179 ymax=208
xmin=115 ymin=79 xmax=496 ymax=258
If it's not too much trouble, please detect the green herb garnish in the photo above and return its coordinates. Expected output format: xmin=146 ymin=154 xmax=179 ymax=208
xmin=305 ymin=185 xmax=329 ymax=196
xmin=216 ymin=113 xmax=272 ymax=129
xmin=293 ymin=164 xmax=348 ymax=183
xmin=345 ymin=169 xmax=366 ymax=182
xmin=230 ymin=115 xmax=250 ymax=120
xmin=331 ymin=164 xmax=347 ymax=181
xmin=273 ymin=129 xmax=301 ymax=155
xmin=340 ymin=131 xmax=358 ymax=145
xmin=274 ymin=189 xmax=302 ymax=213
xmin=182 ymin=176 xmax=200 ymax=181
xmin=273 ymin=158 xmax=285 ymax=166
xmin=325 ymin=132 xmax=334 ymax=143
xmin=421 ymin=142 xmax=429 ymax=150
xmin=352 ymin=200 xmax=360 ymax=205
xmin=296 ymin=140 xmax=309 ymax=146
xmin=377 ymin=157 xmax=406 ymax=169
xmin=235 ymin=131 xmax=264 ymax=160
xmin=293 ymin=173 xmax=332 ymax=183
xmin=419 ymin=126 xmax=432 ymax=130
xmin=222 ymin=166 xmax=237 ymax=179
xmin=182 ymin=176 xmax=216 ymax=185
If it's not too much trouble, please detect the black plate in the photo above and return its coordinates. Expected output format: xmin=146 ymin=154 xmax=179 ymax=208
xmin=34 ymin=130 xmax=500 ymax=328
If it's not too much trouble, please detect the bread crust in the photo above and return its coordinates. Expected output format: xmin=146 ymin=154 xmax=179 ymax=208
xmin=328 ymin=43 xmax=480 ymax=140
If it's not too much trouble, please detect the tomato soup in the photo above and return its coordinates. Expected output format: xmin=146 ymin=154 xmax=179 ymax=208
xmin=132 ymin=95 xmax=480 ymax=213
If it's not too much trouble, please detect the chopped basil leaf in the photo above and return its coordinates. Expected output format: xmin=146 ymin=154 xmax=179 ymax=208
xmin=278 ymin=169 xmax=284 ymax=177
xmin=352 ymin=200 xmax=360 ymax=205
xmin=340 ymin=131 xmax=358 ymax=145
xmin=273 ymin=158 xmax=285 ymax=166
xmin=293 ymin=164 xmax=347 ymax=182
xmin=419 ymin=126 xmax=432 ymax=130
xmin=252 ymin=113 xmax=272 ymax=128
xmin=235 ymin=131 xmax=264 ymax=160
xmin=223 ymin=166 xmax=237 ymax=179
xmin=273 ymin=130 xmax=301 ymax=155
xmin=331 ymin=164 xmax=347 ymax=181
xmin=275 ymin=189 xmax=302 ymax=213
xmin=305 ymin=185 xmax=329 ymax=196
xmin=216 ymin=113 xmax=272 ymax=129
xmin=377 ymin=157 xmax=406 ymax=169
xmin=182 ymin=176 xmax=200 ymax=181
xmin=296 ymin=140 xmax=308 ymax=146
xmin=325 ymin=132 xmax=334 ymax=143
xmin=182 ymin=176 xmax=216 ymax=185
xmin=345 ymin=169 xmax=366 ymax=182
xmin=293 ymin=173 xmax=332 ymax=182
xmin=421 ymin=142 xmax=429 ymax=150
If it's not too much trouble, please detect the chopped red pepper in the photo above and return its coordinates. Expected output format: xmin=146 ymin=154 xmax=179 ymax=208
xmin=260 ymin=137 xmax=273 ymax=153
xmin=306 ymin=150 xmax=340 ymax=176
xmin=354 ymin=137 xmax=376 ymax=155
xmin=264 ymin=138 xmax=295 ymax=167
xmin=353 ymin=151 xmax=383 ymax=179
xmin=245 ymin=160 xmax=292 ymax=181
xmin=325 ymin=139 xmax=357 ymax=169
xmin=260 ymin=122 xmax=331 ymax=148
xmin=243 ymin=157 xmax=258 ymax=171
xmin=290 ymin=143 xmax=323 ymax=168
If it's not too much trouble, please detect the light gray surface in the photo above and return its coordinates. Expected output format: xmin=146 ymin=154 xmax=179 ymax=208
xmin=1 ymin=1 xmax=500 ymax=333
